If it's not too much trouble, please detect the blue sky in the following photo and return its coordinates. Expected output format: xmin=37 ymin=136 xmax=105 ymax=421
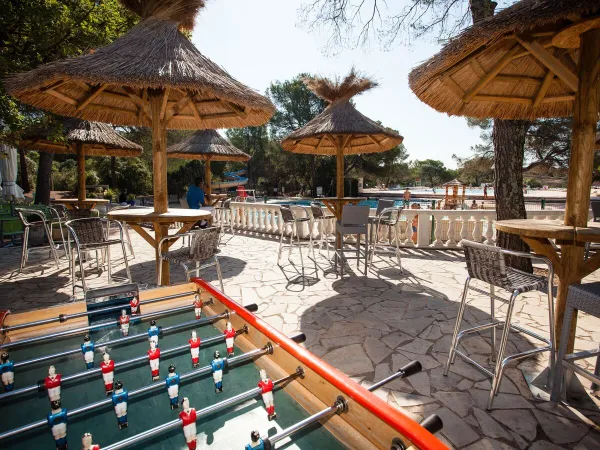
xmin=191 ymin=0 xmax=485 ymax=168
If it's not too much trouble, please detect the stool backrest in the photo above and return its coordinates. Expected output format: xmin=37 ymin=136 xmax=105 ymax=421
xmin=310 ymin=202 xmax=324 ymax=219
xmin=67 ymin=209 xmax=93 ymax=220
xmin=280 ymin=205 xmax=295 ymax=223
xmin=16 ymin=208 xmax=47 ymax=226
xmin=341 ymin=205 xmax=370 ymax=226
xmin=380 ymin=206 xmax=403 ymax=225
xmin=67 ymin=218 xmax=106 ymax=245
xmin=223 ymin=198 xmax=232 ymax=209
xmin=591 ymin=200 xmax=600 ymax=222
xmin=189 ymin=227 xmax=219 ymax=261
xmin=462 ymin=240 xmax=511 ymax=289
xmin=376 ymin=199 xmax=395 ymax=216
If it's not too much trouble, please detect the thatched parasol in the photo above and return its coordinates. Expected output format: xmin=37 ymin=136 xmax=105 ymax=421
xmin=282 ymin=69 xmax=403 ymax=199
xmin=409 ymin=0 xmax=600 ymax=351
xmin=21 ymin=118 xmax=142 ymax=200
xmin=167 ymin=129 xmax=250 ymax=196
xmin=5 ymin=0 xmax=274 ymax=214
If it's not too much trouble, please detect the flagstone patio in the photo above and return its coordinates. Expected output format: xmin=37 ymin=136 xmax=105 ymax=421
xmin=1 ymin=228 xmax=600 ymax=449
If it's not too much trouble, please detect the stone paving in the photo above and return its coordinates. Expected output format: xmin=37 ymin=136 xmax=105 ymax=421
xmin=1 ymin=228 xmax=600 ymax=449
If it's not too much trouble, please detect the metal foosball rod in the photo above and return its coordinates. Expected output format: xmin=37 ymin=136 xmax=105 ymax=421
xmin=391 ymin=415 xmax=444 ymax=450
xmin=0 ymin=290 xmax=201 ymax=334
xmin=0 ymin=325 xmax=249 ymax=402
xmin=0 ymin=333 xmax=306 ymax=441
xmin=101 ymin=367 xmax=306 ymax=450
xmin=11 ymin=304 xmax=258 ymax=370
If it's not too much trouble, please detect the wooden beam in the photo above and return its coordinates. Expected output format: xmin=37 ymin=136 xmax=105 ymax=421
xmin=469 ymin=59 xmax=486 ymax=78
xmin=533 ymin=69 xmax=556 ymax=108
xmin=471 ymin=95 xmax=532 ymax=104
xmin=515 ymin=35 xmax=579 ymax=91
xmin=222 ymin=101 xmax=247 ymax=118
xmin=314 ymin=135 xmax=326 ymax=152
xmin=75 ymin=84 xmax=106 ymax=112
xmin=87 ymin=103 xmax=138 ymax=115
xmin=102 ymin=90 xmax=131 ymax=101
xmin=129 ymin=224 xmax=156 ymax=247
xmin=463 ymin=44 xmax=521 ymax=103
xmin=165 ymin=95 xmax=192 ymax=123
xmin=494 ymin=74 xmax=543 ymax=85
xmin=140 ymin=89 xmax=148 ymax=121
xmin=510 ymin=36 xmax=554 ymax=60
xmin=46 ymin=89 xmax=77 ymax=105
xmin=159 ymin=87 xmax=170 ymax=120
xmin=541 ymin=94 xmax=576 ymax=103
xmin=367 ymin=134 xmax=384 ymax=151
xmin=440 ymin=75 xmax=465 ymax=98
xmin=187 ymin=93 xmax=202 ymax=121
xmin=40 ymin=79 xmax=69 ymax=92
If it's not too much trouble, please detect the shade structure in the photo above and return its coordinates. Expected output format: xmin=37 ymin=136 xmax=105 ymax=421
xmin=282 ymin=69 xmax=403 ymax=198
xmin=408 ymin=0 xmax=600 ymax=352
xmin=167 ymin=129 xmax=250 ymax=195
xmin=21 ymin=118 xmax=142 ymax=201
xmin=0 ymin=145 xmax=25 ymax=200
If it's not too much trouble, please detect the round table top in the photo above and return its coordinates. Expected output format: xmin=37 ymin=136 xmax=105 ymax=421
xmin=51 ymin=198 xmax=109 ymax=204
xmin=107 ymin=207 xmax=212 ymax=223
xmin=496 ymin=219 xmax=600 ymax=243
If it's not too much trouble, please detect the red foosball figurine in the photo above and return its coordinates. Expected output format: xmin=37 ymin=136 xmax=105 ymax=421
xmin=179 ymin=397 xmax=197 ymax=450
xmin=119 ymin=310 xmax=130 ymax=337
xmin=82 ymin=432 xmax=100 ymax=450
xmin=129 ymin=295 xmax=140 ymax=316
xmin=258 ymin=369 xmax=276 ymax=421
xmin=101 ymin=353 xmax=115 ymax=396
xmin=45 ymin=365 xmax=62 ymax=403
xmin=148 ymin=341 xmax=161 ymax=381
xmin=193 ymin=294 xmax=203 ymax=319
xmin=188 ymin=331 xmax=201 ymax=368
xmin=224 ymin=322 xmax=235 ymax=357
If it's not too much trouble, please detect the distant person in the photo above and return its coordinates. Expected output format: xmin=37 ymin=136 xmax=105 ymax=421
xmin=118 ymin=188 xmax=128 ymax=204
xmin=187 ymin=177 xmax=207 ymax=209
xmin=403 ymin=188 xmax=411 ymax=207
xmin=483 ymin=184 xmax=488 ymax=199
xmin=470 ymin=200 xmax=478 ymax=210
xmin=410 ymin=203 xmax=421 ymax=240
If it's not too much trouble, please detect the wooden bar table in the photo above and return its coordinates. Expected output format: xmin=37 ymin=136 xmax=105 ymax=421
xmin=206 ymin=193 xmax=227 ymax=207
xmin=51 ymin=198 xmax=109 ymax=210
xmin=495 ymin=219 xmax=600 ymax=351
xmin=107 ymin=208 xmax=212 ymax=285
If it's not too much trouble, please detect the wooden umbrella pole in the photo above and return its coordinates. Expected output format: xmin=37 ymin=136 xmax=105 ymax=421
xmin=205 ymin=157 xmax=212 ymax=197
xmin=150 ymin=89 xmax=169 ymax=214
xmin=336 ymin=136 xmax=344 ymax=200
xmin=76 ymin=142 xmax=86 ymax=201
xmin=557 ymin=28 xmax=600 ymax=352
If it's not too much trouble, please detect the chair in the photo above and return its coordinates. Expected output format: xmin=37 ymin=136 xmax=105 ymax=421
xmin=369 ymin=206 xmax=403 ymax=271
xmin=334 ymin=205 xmax=370 ymax=277
xmin=105 ymin=205 xmax=135 ymax=258
xmin=214 ymin=198 xmax=235 ymax=237
xmin=551 ymin=282 xmax=600 ymax=403
xmin=157 ymin=227 xmax=223 ymax=291
xmin=310 ymin=202 xmax=335 ymax=259
xmin=66 ymin=218 xmax=132 ymax=295
xmin=277 ymin=205 xmax=313 ymax=267
xmin=585 ymin=200 xmax=600 ymax=258
xmin=445 ymin=240 xmax=555 ymax=409
xmin=15 ymin=208 xmax=60 ymax=270
xmin=179 ymin=197 xmax=190 ymax=209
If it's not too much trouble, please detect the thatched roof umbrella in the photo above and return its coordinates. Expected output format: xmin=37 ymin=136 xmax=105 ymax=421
xmin=281 ymin=70 xmax=403 ymax=204
xmin=167 ymin=129 xmax=250 ymax=196
xmin=5 ymin=0 xmax=274 ymax=214
xmin=409 ymin=0 xmax=600 ymax=350
xmin=21 ymin=119 xmax=142 ymax=201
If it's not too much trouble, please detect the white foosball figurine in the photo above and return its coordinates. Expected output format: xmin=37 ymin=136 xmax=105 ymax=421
xmin=112 ymin=380 xmax=128 ymax=429
xmin=258 ymin=369 xmax=276 ymax=421
xmin=193 ymin=294 xmax=203 ymax=319
xmin=148 ymin=320 xmax=160 ymax=346
xmin=47 ymin=399 xmax=68 ymax=450
xmin=45 ymin=365 xmax=62 ymax=403
xmin=101 ymin=353 xmax=115 ymax=396
xmin=119 ymin=309 xmax=130 ymax=336
xmin=224 ymin=322 xmax=236 ymax=357
xmin=179 ymin=397 xmax=197 ymax=450
xmin=129 ymin=295 xmax=140 ymax=316
xmin=82 ymin=432 xmax=100 ymax=450
xmin=165 ymin=364 xmax=180 ymax=410
xmin=211 ymin=350 xmax=225 ymax=393
xmin=148 ymin=340 xmax=161 ymax=381
xmin=189 ymin=330 xmax=201 ymax=368
xmin=0 ymin=352 xmax=15 ymax=392
xmin=81 ymin=335 xmax=95 ymax=369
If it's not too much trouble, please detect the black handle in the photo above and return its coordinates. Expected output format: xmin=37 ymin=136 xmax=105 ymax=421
xmin=420 ymin=414 xmax=443 ymax=434
xmin=290 ymin=333 xmax=306 ymax=344
xmin=399 ymin=361 xmax=422 ymax=378
xmin=244 ymin=304 xmax=258 ymax=312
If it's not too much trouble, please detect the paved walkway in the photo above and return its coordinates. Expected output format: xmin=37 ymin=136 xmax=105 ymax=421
xmin=1 ymin=229 xmax=599 ymax=449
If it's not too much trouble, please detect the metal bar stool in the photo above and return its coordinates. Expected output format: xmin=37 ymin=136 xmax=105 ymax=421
xmin=310 ymin=202 xmax=335 ymax=260
xmin=214 ymin=198 xmax=235 ymax=238
xmin=15 ymin=208 xmax=60 ymax=270
xmin=277 ymin=205 xmax=313 ymax=267
xmin=158 ymin=227 xmax=223 ymax=291
xmin=445 ymin=240 xmax=555 ymax=409
xmin=334 ymin=205 xmax=370 ymax=277
xmin=106 ymin=205 xmax=135 ymax=258
xmin=369 ymin=205 xmax=403 ymax=272
xmin=551 ymin=282 xmax=600 ymax=403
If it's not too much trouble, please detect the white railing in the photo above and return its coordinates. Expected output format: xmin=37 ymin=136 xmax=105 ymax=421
xmin=213 ymin=202 xmax=575 ymax=249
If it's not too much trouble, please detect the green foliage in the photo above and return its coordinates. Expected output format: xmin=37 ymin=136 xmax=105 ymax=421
xmin=524 ymin=178 xmax=542 ymax=189
xmin=52 ymin=159 xmax=78 ymax=191
xmin=411 ymin=159 xmax=456 ymax=186
xmin=103 ymin=188 xmax=117 ymax=201
xmin=93 ymin=156 xmax=152 ymax=195
xmin=453 ymin=154 xmax=493 ymax=186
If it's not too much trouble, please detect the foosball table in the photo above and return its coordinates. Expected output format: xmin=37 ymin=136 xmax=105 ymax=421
xmin=0 ymin=280 xmax=446 ymax=450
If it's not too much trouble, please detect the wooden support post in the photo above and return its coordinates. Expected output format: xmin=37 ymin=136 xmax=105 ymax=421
xmin=205 ymin=158 xmax=212 ymax=197
xmin=76 ymin=142 xmax=86 ymax=201
xmin=336 ymin=136 xmax=344 ymax=199
xmin=557 ymin=28 xmax=600 ymax=353
xmin=150 ymin=89 xmax=169 ymax=214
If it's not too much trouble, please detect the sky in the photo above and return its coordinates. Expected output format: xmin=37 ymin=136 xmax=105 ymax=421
xmin=191 ymin=0 xmax=485 ymax=169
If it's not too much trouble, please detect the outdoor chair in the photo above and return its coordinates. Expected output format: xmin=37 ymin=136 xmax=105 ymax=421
xmin=105 ymin=205 xmax=135 ymax=258
xmin=310 ymin=202 xmax=335 ymax=259
xmin=157 ymin=227 xmax=223 ymax=291
xmin=66 ymin=217 xmax=132 ymax=295
xmin=585 ymin=200 xmax=600 ymax=259
xmin=445 ymin=240 xmax=555 ymax=410
xmin=334 ymin=205 xmax=370 ymax=277
xmin=15 ymin=208 xmax=60 ymax=271
xmin=369 ymin=206 xmax=403 ymax=272
xmin=551 ymin=282 xmax=600 ymax=403
xmin=214 ymin=198 xmax=235 ymax=237
xmin=277 ymin=205 xmax=313 ymax=268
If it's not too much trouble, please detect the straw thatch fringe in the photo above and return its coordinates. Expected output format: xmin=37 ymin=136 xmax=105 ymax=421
xmin=167 ymin=129 xmax=250 ymax=161
xmin=303 ymin=68 xmax=378 ymax=103
xmin=120 ymin=0 xmax=205 ymax=30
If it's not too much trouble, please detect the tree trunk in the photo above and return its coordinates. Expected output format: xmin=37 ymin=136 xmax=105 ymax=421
xmin=110 ymin=156 xmax=117 ymax=188
xmin=18 ymin=148 xmax=30 ymax=193
xmin=35 ymin=152 xmax=54 ymax=205
xmin=493 ymin=119 xmax=532 ymax=271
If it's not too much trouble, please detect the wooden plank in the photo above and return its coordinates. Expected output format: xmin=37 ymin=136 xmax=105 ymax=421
xmin=222 ymin=100 xmax=247 ymax=118
xmin=129 ymin=223 xmax=156 ymax=247
xmin=580 ymin=253 xmax=600 ymax=279
xmin=494 ymin=74 xmax=543 ymax=85
xmin=469 ymin=59 xmax=486 ymax=79
xmin=46 ymin=89 xmax=78 ymax=105
xmin=159 ymin=87 xmax=170 ymax=120
xmin=166 ymin=222 xmax=196 ymax=250
xmin=522 ymin=236 xmax=562 ymax=269
xmin=440 ymin=74 xmax=465 ymax=98
xmin=533 ymin=69 xmax=556 ymax=108
xmin=40 ymin=79 xmax=69 ymax=92
xmin=314 ymin=135 xmax=326 ymax=152
xmin=75 ymin=84 xmax=106 ymax=112
xmin=165 ymin=95 xmax=192 ymax=123
xmin=541 ymin=95 xmax=576 ymax=103
xmin=471 ymin=95 xmax=532 ymax=104
xmin=367 ymin=134 xmax=384 ymax=150
xmin=187 ymin=93 xmax=202 ymax=121
xmin=122 ymin=87 xmax=151 ymax=119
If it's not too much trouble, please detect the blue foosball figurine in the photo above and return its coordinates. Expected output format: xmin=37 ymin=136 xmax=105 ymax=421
xmin=148 ymin=320 xmax=160 ymax=346
xmin=0 ymin=352 xmax=15 ymax=392
xmin=81 ymin=335 xmax=95 ymax=369
xmin=47 ymin=399 xmax=68 ymax=450
xmin=246 ymin=430 xmax=265 ymax=450
xmin=165 ymin=364 xmax=180 ymax=410
xmin=112 ymin=380 xmax=129 ymax=429
xmin=211 ymin=351 xmax=225 ymax=393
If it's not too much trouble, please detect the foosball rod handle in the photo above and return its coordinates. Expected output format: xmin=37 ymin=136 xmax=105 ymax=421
xmin=392 ymin=415 xmax=444 ymax=450
xmin=369 ymin=360 xmax=422 ymax=392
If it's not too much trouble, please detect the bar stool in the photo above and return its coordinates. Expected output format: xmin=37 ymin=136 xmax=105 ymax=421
xmin=16 ymin=208 xmax=60 ymax=270
xmin=445 ymin=240 xmax=555 ymax=409
xmin=278 ymin=205 xmax=313 ymax=267
xmin=334 ymin=205 xmax=370 ymax=277
xmin=551 ymin=282 xmax=600 ymax=403
xmin=106 ymin=205 xmax=135 ymax=258
xmin=215 ymin=198 xmax=235 ymax=237
xmin=310 ymin=202 xmax=335 ymax=259
xmin=369 ymin=205 xmax=403 ymax=272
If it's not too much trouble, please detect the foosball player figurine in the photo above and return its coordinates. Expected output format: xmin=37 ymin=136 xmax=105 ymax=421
xmin=0 ymin=352 xmax=14 ymax=392
xmin=82 ymin=432 xmax=100 ymax=450
xmin=189 ymin=330 xmax=201 ymax=368
xmin=112 ymin=380 xmax=128 ymax=429
xmin=47 ymin=399 xmax=68 ymax=450
xmin=119 ymin=309 xmax=130 ymax=337
xmin=258 ymin=369 xmax=276 ymax=421
xmin=148 ymin=320 xmax=160 ymax=346
xmin=165 ymin=364 xmax=180 ymax=410
xmin=129 ymin=295 xmax=140 ymax=316
xmin=101 ymin=352 xmax=115 ymax=396
xmin=246 ymin=431 xmax=265 ymax=450
xmin=148 ymin=340 xmax=161 ymax=381
xmin=211 ymin=350 xmax=225 ymax=393
xmin=45 ymin=365 xmax=62 ymax=403
xmin=179 ymin=397 xmax=197 ymax=450
xmin=224 ymin=321 xmax=236 ymax=357
xmin=193 ymin=294 xmax=203 ymax=319
xmin=81 ymin=335 xmax=95 ymax=369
